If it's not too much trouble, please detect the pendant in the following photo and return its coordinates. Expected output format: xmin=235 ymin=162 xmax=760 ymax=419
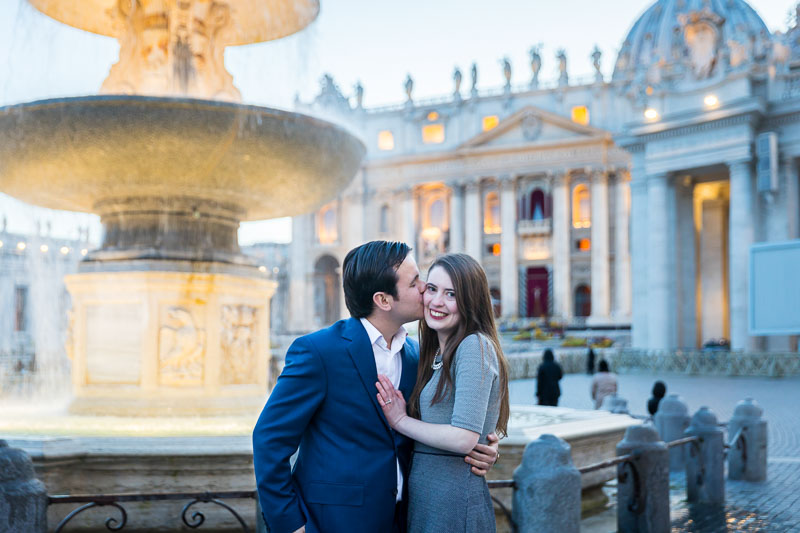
xmin=431 ymin=348 xmax=443 ymax=370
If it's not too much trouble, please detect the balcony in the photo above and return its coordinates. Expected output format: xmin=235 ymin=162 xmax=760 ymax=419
xmin=517 ymin=218 xmax=552 ymax=236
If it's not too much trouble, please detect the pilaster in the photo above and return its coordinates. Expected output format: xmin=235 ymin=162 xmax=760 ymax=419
xmin=589 ymin=169 xmax=610 ymax=322
xmin=500 ymin=175 xmax=519 ymax=318
xmin=551 ymin=170 xmax=572 ymax=319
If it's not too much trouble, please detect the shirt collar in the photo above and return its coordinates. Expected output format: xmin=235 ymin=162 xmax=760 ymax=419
xmin=359 ymin=318 xmax=408 ymax=352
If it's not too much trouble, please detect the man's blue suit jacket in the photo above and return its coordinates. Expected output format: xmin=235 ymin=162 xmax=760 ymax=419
xmin=253 ymin=317 xmax=419 ymax=533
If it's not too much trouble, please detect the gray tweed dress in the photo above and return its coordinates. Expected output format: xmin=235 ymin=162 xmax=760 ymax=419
xmin=408 ymin=333 xmax=501 ymax=533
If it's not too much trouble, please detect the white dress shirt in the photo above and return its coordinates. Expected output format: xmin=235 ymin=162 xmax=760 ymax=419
xmin=360 ymin=318 xmax=406 ymax=502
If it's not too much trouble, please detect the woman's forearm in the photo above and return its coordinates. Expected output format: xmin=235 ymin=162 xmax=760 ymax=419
xmin=395 ymin=416 xmax=479 ymax=455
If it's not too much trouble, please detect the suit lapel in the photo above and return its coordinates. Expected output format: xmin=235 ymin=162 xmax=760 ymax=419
xmin=342 ymin=318 xmax=393 ymax=436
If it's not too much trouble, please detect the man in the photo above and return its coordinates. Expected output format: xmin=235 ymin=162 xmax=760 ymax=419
xmin=253 ymin=241 xmax=498 ymax=533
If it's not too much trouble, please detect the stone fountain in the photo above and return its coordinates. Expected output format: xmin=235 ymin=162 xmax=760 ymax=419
xmin=0 ymin=0 xmax=365 ymax=415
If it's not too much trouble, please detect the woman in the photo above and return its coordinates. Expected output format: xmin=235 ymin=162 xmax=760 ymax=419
xmin=535 ymin=348 xmax=563 ymax=406
xmin=375 ymin=253 xmax=510 ymax=533
xmin=590 ymin=359 xmax=618 ymax=409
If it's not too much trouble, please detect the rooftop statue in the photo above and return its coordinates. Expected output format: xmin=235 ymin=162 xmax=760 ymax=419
xmin=453 ymin=67 xmax=463 ymax=96
xmin=556 ymin=48 xmax=568 ymax=86
xmin=470 ymin=62 xmax=478 ymax=95
xmin=529 ymin=45 xmax=542 ymax=88
xmin=502 ymin=57 xmax=512 ymax=90
xmin=591 ymin=45 xmax=603 ymax=82
xmin=405 ymin=74 xmax=414 ymax=101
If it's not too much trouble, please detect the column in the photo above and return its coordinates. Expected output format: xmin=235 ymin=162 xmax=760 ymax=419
xmin=551 ymin=171 xmax=572 ymax=319
xmin=464 ymin=180 xmax=482 ymax=261
xmin=646 ymin=173 xmax=672 ymax=351
xmin=590 ymin=169 xmax=610 ymax=322
xmin=500 ymin=175 xmax=519 ymax=317
xmin=401 ymin=186 xmax=417 ymax=259
xmin=614 ymin=173 xmax=632 ymax=319
xmin=728 ymin=160 xmax=755 ymax=352
xmin=785 ymin=156 xmax=800 ymax=241
xmin=675 ymin=177 xmax=697 ymax=348
xmin=449 ymin=180 xmax=465 ymax=253
xmin=629 ymin=159 xmax=649 ymax=348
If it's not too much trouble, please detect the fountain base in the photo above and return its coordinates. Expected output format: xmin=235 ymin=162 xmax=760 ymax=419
xmin=64 ymin=267 xmax=276 ymax=416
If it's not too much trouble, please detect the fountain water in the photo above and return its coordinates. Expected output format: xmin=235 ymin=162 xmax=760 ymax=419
xmin=0 ymin=0 xmax=365 ymax=416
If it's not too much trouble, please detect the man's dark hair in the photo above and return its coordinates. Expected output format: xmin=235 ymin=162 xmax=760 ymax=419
xmin=598 ymin=359 xmax=610 ymax=372
xmin=343 ymin=241 xmax=411 ymax=318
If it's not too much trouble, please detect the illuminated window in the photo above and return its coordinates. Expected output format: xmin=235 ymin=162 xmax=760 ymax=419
xmin=317 ymin=204 xmax=338 ymax=244
xmin=422 ymin=124 xmax=445 ymax=144
xmin=571 ymin=106 xmax=589 ymax=125
xmin=378 ymin=130 xmax=395 ymax=151
xmin=427 ymin=111 xmax=439 ymax=121
xmin=572 ymin=184 xmax=591 ymax=228
xmin=484 ymin=192 xmax=501 ymax=234
xmin=492 ymin=243 xmax=501 ymax=256
xmin=482 ymin=115 xmax=499 ymax=131
xmin=577 ymin=238 xmax=591 ymax=251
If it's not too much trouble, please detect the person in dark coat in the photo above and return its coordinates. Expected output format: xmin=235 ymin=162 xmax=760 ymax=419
xmin=647 ymin=380 xmax=667 ymax=416
xmin=536 ymin=349 xmax=563 ymax=406
xmin=586 ymin=348 xmax=596 ymax=375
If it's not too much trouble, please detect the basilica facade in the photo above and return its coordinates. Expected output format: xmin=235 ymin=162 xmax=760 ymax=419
xmin=289 ymin=0 xmax=800 ymax=354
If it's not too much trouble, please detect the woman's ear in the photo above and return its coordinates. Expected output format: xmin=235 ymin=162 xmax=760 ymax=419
xmin=372 ymin=292 xmax=393 ymax=312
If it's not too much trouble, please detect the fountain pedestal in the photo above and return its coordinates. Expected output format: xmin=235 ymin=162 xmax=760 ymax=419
xmin=65 ymin=268 xmax=276 ymax=416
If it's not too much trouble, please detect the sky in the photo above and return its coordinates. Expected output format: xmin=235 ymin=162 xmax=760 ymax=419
xmin=0 ymin=0 xmax=795 ymax=245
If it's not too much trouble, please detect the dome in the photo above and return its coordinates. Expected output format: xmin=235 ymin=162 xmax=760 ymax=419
xmin=613 ymin=0 xmax=770 ymax=87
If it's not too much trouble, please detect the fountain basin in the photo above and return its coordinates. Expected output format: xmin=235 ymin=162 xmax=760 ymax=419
xmin=0 ymin=95 xmax=365 ymax=221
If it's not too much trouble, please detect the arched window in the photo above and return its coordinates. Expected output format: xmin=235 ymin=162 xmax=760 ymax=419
xmin=572 ymin=184 xmax=591 ymax=228
xmin=484 ymin=191 xmax=501 ymax=234
xmin=530 ymin=189 xmax=545 ymax=220
xmin=574 ymin=284 xmax=591 ymax=317
xmin=379 ymin=204 xmax=390 ymax=234
xmin=318 ymin=204 xmax=338 ymax=244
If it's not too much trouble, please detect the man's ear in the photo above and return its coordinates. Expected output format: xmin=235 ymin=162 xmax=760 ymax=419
xmin=372 ymin=292 xmax=393 ymax=312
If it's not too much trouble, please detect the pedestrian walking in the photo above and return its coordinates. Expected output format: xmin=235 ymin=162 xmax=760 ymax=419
xmin=590 ymin=359 xmax=618 ymax=409
xmin=536 ymin=349 xmax=563 ymax=406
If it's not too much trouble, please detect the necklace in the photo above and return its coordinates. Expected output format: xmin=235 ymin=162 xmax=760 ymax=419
xmin=431 ymin=348 xmax=443 ymax=370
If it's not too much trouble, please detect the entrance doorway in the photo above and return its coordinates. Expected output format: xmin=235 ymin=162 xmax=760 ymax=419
xmin=525 ymin=267 xmax=549 ymax=318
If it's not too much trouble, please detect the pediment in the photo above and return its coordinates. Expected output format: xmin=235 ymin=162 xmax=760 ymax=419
xmin=460 ymin=105 xmax=609 ymax=149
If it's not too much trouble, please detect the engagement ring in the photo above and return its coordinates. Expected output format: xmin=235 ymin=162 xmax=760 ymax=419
xmin=385 ymin=398 xmax=392 ymax=404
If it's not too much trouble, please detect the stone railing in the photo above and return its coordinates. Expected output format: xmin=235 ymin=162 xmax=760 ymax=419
xmin=487 ymin=397 xmax=767 ymax=532
xmin=608 ymin=349 xmax=800 ymax=377
xmin=516 ymin=218 xmax=552 ymax=236
xmin=502 ymin=348 xmax=800 ymax=380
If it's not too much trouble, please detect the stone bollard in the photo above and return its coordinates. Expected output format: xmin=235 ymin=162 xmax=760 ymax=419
xmin=601 ymin=394 xmax=630 ymax=414
xmin=512 ymin=434 xmax=581 ymax=533
xmin=728 ymin=398 xmax=768 ymax=482
xmin=684 ymin=407 xmax=725 ymax=505
xmin=616 ymin=424 xmax=670 ymax=533
xmin=654 ymin=393 xmax=690 ymax=471
xmin=0 ymin=440 xmax=47 ymax=533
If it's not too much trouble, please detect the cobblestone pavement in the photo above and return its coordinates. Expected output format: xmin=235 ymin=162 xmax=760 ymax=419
xmin=510 ymin=372 xmax=800 ymax=532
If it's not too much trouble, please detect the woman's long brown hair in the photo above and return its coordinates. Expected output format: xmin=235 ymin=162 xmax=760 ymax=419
xmin=408 ymin=253 xmax=510 ymax=437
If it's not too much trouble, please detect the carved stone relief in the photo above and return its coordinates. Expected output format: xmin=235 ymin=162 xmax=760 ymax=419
xmin=521 ymin=112 xmax=543 ymax=141
xmin=158 ymin=306 xmax=206 ymax=386
xmin=221 ymin=304 xmax=259 ymax=385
